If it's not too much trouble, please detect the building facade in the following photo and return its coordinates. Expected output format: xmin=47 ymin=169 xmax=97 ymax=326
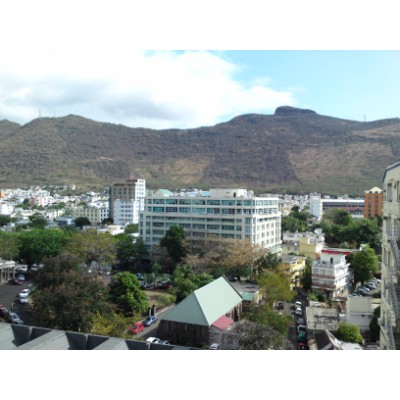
xmin=139 ymin=188 xmax=282 ymax=254
xmin=109 ymin=178 xmax=146 ymax=226
xmin=282 ymin=229 xmax=325 ymax=260
xmin=311 ymin=248 xmax=353 ymax=299
xmin=380 ymin=162 xmax=400 ymax=349
xmin=279 ymin=255 xmax=306 ymax=289
xmin=309 ymin=192 xmax=365 ymax=221
xmin=73 ymin=205 xmax=109 ymax=225
xmin=364 ymin=186 xmax=383 ymax=219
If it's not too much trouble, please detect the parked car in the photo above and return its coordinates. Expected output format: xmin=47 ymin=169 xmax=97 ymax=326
xmin=146 ymin=337 xmax=160 ymax=344
xmin=19 ymin=289 xmax=30 ymax=298
xmin=158 ymin=339 xmax=171 ymax=345
xmin=297 ymin=331 xmax=307 ymax=343
xmin=276 ymin=302 xmax=284 ymax=310
xmin=297 ymin=324 xmax=307 ymax=333
xmin=15 ymin=264 xmax=28 ymax=273
xmin=9 ymin=312 xmax=24 ymax=325
xmin=16 ymin=274 xmax=25 ymax=282
xmin=128 ymin=322 xmax=145 ymax=335
xmin=297 ymin=317 xmax=305 ymax=325
xmin=9 ymin=278 xmax=22 ymax=285
xmin=143 ymin=316 xmax=157 ymax=327
xmin=295 ymin=307 xmax=303 ymax=316
xmin=19 ymin=297 xmax=29 ymax=304
xmin=295 ymin=301 xmax=302 ymax=307
xmin=209 ymin=343 xmax=221 ymax=350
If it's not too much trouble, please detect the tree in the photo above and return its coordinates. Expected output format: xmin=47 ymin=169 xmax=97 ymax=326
xmin=282 ymin=209 xmax=312 ymax=233
xmin=64 ymin=229 xmax=117 ymax=271
xmin=256 ymin=252 xmax=280 ymax=272
xmin=74 ymin=217 xmax=91 ymax=229
xmin=160 ymin=225 xmax=186 ymax=265
xmin=108 ymin=271 xmax=149 ymax=316
xmin=0 ymin=232 xmax=21 ymax=260
xmin=172 ymin=265 xmax=213 ymax=302
xmin=31 ymin=255 xmax=112 ymax=332
xmin=245 ymin=303 xmax=291 ymax=336
xmin=347 ymin=245 xmax=378 ymax=284
xmin=300 ymin=257 xmax=312 ymax=292
xmin=235 ymin=320 xmax=294 ymax=350
xmin=18 ymin=229 xmax=69 ymax=265
xmin=369 ymin=306 xmax=381 ymax=342
xmin=0 ymin=214 xmax=11 ymax=227
xmin=335 ymin=322 xmax=363 ymax=344
xmin=125 ymin=224 xmax=138 ymax=234
xmin=257 ymin=271 xmax=294 ymax=306
xmin=324 ymin=209 xmax=352 ymax=226
xmin=115 ymin=234 xmax=136 ymax=268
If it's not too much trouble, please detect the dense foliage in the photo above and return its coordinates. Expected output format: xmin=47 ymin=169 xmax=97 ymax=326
xmin=108 ymin=271 xmax=149 ymax=316
xmin=335 ymin=322 xmax=364 ymax=344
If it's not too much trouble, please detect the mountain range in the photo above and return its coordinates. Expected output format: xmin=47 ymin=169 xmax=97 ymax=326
xmin=1 ymin=106 xmax=400 ymax=195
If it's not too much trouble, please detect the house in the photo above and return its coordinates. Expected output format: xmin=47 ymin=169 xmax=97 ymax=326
xmin=281 ymin=229 xmax=325 ymax=260
xmin=311 ymin=248 xmax=354 ymax=299
xmin=346 ymin=296 xmax=380 ymax=332
xmin=279 ymin=255 xmax=306 ymax=289
xmin=158 ymin=276 xmax=243 ymax=347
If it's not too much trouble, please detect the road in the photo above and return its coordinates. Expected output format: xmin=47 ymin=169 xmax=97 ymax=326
xmin=0 ymin=277 xmax=36 ymax=326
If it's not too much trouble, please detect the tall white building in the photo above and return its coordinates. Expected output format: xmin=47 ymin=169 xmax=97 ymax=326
xmin=139 ymin=188 xmax=282 ymax=254
xmin=109 ymin=178 xmax=146 ymax=226
xmin=309 ymin=192 xmax=323 ymax=221
xmin=380 ymin=162 xmax=400 ymax=349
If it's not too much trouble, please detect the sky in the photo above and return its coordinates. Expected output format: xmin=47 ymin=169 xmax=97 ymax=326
xmin=1 ymin=1 xmax=399 ymax=130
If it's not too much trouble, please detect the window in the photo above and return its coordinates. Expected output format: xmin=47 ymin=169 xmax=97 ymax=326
xmin=166 ymin=199 xmax=178 ymax=204
xmin=207 ymin=200 xmax=221 ymax=205
xmin=166 ymin=207 xmax=178 ymax=213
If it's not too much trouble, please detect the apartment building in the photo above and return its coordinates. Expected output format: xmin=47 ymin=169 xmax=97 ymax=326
xmin=380 ymin=162 xmax=400 ymax=349
xmin=282 ymin=229 xmax=325 ymax=260
xmin=364 ymin=186 xmax=383 ymax=219
xmin=109 ymin=178 xmax=146 ymax=225
xmin=279 ymin=255 xmax=306 ymax=289
xmin=139 ymin=188 xmax=282 ymax=254
xmin=72 ymin=205 xmax=109 ymax=225
xmin=311 ymin=248 xmax=354 ymax=299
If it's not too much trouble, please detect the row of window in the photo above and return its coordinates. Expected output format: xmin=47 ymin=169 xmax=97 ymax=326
xmin=148 ymin=198 xmax=278 ymax=206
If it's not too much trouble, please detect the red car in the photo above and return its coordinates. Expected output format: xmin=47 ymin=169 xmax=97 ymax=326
xmin=129 ymin=322 xmax=145 ymax=335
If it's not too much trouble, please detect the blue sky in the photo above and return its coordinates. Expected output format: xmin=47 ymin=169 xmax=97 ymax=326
xmin=0 ymin=2 xmax=399 ymax=129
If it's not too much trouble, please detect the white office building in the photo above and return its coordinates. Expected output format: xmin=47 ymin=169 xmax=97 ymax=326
xmin=139 ymin=188 xmax=282 ymax=254
xmin=109 ymin=178 xmax=146 ymax=226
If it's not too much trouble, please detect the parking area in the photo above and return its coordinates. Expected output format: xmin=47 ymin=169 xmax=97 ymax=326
xmin=0 ymin=277 xmax=36 ymax=326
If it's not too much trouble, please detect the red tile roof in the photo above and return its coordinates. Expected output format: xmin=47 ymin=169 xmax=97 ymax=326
xmin=212 ymin=315 xmax=234 ymax=331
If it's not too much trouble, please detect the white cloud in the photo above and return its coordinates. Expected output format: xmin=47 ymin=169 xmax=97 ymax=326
xmin=0 ymin=3 xmax=297 ymax=129
xmin=0 ymin=50 xmax=296 ymax=129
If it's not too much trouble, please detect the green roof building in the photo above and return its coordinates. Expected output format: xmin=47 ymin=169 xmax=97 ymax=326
xmin=158 ymin=276 xmax=243 ymax=347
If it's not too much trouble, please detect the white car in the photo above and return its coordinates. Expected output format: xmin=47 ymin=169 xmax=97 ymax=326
xmin=146 ymin=337 xmax=160 ymax=344
xmin=16 ymin=264 xmax=28 ymax=273
xmin=19 ymin=297 xmax=29 ymax=304
xmin=19 ymin=289 xmax=30 ymax=298
xmin=9 ymin=312 xmax=24 ymax=325
xmin=295 ymin=307 xmax=303 ymax=316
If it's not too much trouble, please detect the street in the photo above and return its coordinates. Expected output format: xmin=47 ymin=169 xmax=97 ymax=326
xmin=0 ymin=277 xmax=35 ymax=326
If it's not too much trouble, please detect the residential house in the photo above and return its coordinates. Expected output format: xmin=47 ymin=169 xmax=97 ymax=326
xmin=312 ymin=248 xmax=354 ymax=299
xmin=282 ymin=229 xmax=325 ymax=260
xmin=280 ymin=255 xmax=306 ymax=289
